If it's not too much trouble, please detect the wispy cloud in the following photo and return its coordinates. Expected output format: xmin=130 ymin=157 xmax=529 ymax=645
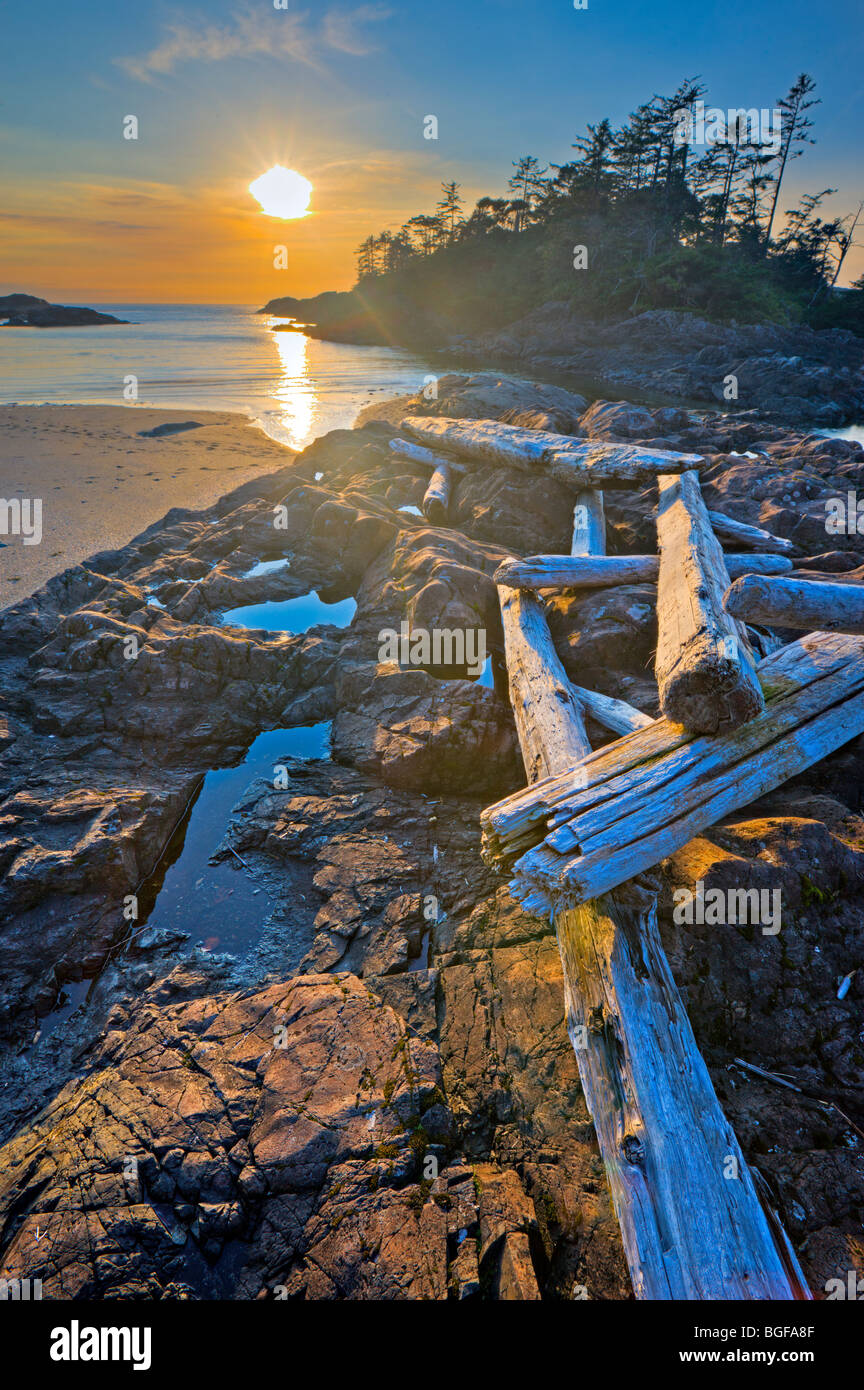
xmin=322 ymin=5 xmax=392 ymax=55
xmin=117 ymin=5 xmax=390 ymax=82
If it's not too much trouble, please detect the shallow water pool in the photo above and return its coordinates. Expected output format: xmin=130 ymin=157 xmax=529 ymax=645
xmin=221 ymin=591 xmax=356 ymax=633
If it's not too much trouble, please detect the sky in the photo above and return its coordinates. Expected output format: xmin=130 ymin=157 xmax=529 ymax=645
xmin=1 ymin=0 xmax=862 ymax=304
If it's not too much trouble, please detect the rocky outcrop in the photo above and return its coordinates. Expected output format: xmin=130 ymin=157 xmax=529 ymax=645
xmin=260 ymin=287 xmax=864 ymax=427
xmin=457 ymin=305 xmax=864 ymax=427
xmin=1 ymin=384 xmax=863 ymax=1298
xmin=0 ymin=293 xmax=128 ymax=326
xmin=356 ymin=372 xmax=587 ymax=434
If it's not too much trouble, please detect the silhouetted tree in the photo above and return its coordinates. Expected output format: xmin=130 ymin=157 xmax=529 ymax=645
xmin=763 ymin=74 xmax=820 ymax=252
xmin=436 ymin=182 xmax=464 ymax=240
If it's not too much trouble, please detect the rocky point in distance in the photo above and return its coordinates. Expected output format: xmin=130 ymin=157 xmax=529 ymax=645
xmin=0 ymin=292 xmax=128 ymax=327
xmin=259 ymin=291 xmax=864 ymax=431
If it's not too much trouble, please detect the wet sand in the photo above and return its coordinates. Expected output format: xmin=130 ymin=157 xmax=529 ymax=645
xmin=0 ymin=405 xmax=294 ymax=609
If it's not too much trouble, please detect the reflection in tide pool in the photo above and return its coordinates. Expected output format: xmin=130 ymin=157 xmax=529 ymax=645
xmin=477 ymin=656 xmax=495 ymax=688
xmin=37 ymin=723 xmax=332 ymax=1038
xmin=221 ymin=591 xmax=356 ymax=633
xmin=241 ymin=557 xmax=291 ymax=579
xmin=140 ymin=723 xmax=332 ymax=956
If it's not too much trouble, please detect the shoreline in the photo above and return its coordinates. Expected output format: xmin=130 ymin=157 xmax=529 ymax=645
xmin=0 ymin=404 xmax=296 ymax=610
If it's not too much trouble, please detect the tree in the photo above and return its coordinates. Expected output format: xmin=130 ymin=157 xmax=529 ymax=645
xmin=404 ymin=215 xmax=442 ymax=255
xmin=730 ymin=147 xmax=776 ymax=247
xmin=436 ymin=182 xmax=464 ymax=241
xmin=355 ymin=235 xmax=378 ymax=279
xmin=697 ymin=112 xmax=764 ymax=245
xmin=569 ymin=119 xmax=617 ymax=192
xmin=763 ymin=74 xmax=820 ymax=252
xmin=461 ymin=196 xmax=511 ymax=237
xmin=825 ymin=200 xmax=864 ymax=291
xmin=508 ymin=156 xmax=549 ymax=229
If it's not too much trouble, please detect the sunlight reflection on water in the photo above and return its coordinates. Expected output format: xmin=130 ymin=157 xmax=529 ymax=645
xmin=270 ymin=325 xmax=314 ymax=448
xmin=0 ymin=304 xmax=433 ymax=453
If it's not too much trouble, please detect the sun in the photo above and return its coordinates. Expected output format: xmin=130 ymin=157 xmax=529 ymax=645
xmin=249 ymin=165 xmax=313 ymax=219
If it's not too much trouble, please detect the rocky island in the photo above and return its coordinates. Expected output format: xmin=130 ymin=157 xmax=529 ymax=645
xmin=0 ymin=292 xmax=129 ymax=326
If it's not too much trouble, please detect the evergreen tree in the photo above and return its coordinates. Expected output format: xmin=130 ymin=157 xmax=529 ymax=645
xmin=436 ymin=182 xmax=464 ymax=240
xmin=763 ymin=74 xmax=820 ymax=252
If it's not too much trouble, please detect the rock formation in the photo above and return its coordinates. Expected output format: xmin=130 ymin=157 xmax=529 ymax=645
xmin=0 ymin=293 xmax=128 ymax=326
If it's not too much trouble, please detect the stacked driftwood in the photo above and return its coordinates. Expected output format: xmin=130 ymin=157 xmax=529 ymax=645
xmin=390 ymin=415 xmax=864 ymax=1301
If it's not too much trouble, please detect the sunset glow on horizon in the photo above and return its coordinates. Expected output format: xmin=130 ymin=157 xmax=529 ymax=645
xmin=1 ymin=0 xmax=861 ymax=303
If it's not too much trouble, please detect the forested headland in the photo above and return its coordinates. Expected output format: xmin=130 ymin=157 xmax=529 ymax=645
xmin=262 ymin=75 xmax=864 ymax=347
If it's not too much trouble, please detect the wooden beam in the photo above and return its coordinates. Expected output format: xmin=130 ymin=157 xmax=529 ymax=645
xmin=497 ymin=506 xmax=807 ymax=1300
xmin=483 ymin=631 xmax=864 ymax=917
xmin=655 ymin=471 xmax=764 ymax=733
xmin=725 ymin=574 xmax=864 ymax=635
xmin=401 ymin=416 xmax=705 ymax=489
xmin=494 ymin=552 xmax=794 ymax=589
xmin=707 ymin=509 xmax=795 ymax=554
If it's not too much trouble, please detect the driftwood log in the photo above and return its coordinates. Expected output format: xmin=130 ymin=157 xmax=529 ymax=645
xmin=401 ymin=416 xmax=704 ymax=488
xmin=494 ymin=552 xmax=794 ymax=589
xmin=389 ymin=438 xmax=466 ymax=474
xmin=570 ymin=683 xmax=653 ymax=735
xmin=572 ymin=490 xmax=606 ymax=556
xmin=496 ymin=521 xmax=806 ymax=1299
xmin=707 ymin=509 xmax=795 ymax=554
xmin=725 ymin=574 xmax=864 ymax=635
xmin=497 ymin=585 xmax=589 ymax=782
xmin=483 ymin=631 xmax=864 ymax=917
xmin=655 ymin=471 xmax=764 ymax=732
xmin=421 ymin=463 xmax=452 ymax=525
xmin=563 ymin=488 xmax=652 ymax=736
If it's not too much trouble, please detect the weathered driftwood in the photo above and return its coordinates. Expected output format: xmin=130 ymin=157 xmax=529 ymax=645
xmin=421 ymin=463 xmax=452 ymax=525
xmin=388 ymin=438 xmax=466 ymax=474
xmin=497 ymin=585 xmax=589 ymax=782
xmin=655 ymin=471 xmax=764 ymax=733
xmin=494 ymin=551 xmax=794 ymax=589
xmin=572 ymin=490 xmax=606 ymax=557
xmin=571 ymin=683 xmax=653 ymax=735
xmin=498 ymin=563 xmax=807 ymax=1298
xmin=483 ymin=631 xmax=864 ymax=916
xmin=707 ymin=509 xmax=795 ymax=554
xmin=725 ymin=574 xmax=864 ymax=636
xmin=401 ymin=416 xmax=704 ymax=489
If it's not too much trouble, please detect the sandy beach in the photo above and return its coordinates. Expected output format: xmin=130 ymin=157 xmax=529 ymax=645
xmin=0 ymin=405 xmax=294 ymax=609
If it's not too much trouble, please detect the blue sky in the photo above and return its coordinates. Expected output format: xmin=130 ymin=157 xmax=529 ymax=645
xmin=1 ymin=0 xmax=862 ymax=299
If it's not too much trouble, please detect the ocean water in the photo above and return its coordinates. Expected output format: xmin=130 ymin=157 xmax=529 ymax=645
xmin=0 ymin=303 xmax=433 ymax=449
